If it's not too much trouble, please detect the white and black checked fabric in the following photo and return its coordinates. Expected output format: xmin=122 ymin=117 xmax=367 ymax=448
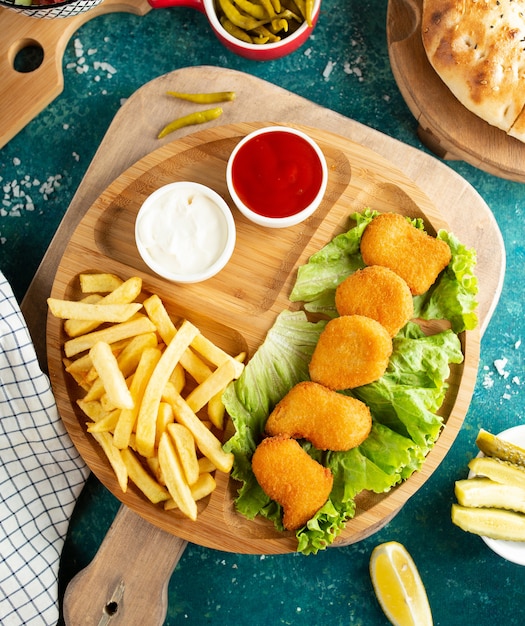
xmin=0 ymin=272 xmax=89 ymax=625
xmin=3 ymin=0 xmax=103 ymax=19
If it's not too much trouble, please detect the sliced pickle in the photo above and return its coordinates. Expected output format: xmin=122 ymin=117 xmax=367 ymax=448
xmin=451 ymin=504 xmax=525 ymax=541
xmin=476 ymin=429 xmax=525 ymax=467
xmin=469 ymin=456 xmax=525 ymax=489
xmin=455 ymin=478 xmax=525 ymax=514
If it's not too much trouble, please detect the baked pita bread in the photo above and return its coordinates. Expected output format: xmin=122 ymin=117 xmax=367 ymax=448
xmin=421 ymin=0 xmax=525 ymax=142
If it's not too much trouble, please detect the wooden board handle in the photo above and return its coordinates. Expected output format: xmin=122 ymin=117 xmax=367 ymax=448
xmin=0 ymin=0 xmax=151 ymax=149
xmin=63 ymin=505 xmax=187 ymax=625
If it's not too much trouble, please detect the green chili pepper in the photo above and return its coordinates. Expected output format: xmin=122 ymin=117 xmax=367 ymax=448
xmin=166 ymin=91 xmax=236 ymax=103
xmin=259 ymin=0 xmax=276 ymax=18
xmin=305 ymin=0 xmax=313 ymax=26
xmin=234 ymin=0 xmax=267 ymax=19
xmin=157 ymin=107 xmax=223 ymax=140
xmin=218 ymin=0 xmax=264 ymax=30
xmin=220 ymin=17 xmax=254 ymax=43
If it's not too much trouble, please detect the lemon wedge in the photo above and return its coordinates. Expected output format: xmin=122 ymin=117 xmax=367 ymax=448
xmin=369 ymin=541 xmax=433 ymax=626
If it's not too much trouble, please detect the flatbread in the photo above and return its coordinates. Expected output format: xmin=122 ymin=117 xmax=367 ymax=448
xmin=421 ymin=0 xmax=525 ymax=142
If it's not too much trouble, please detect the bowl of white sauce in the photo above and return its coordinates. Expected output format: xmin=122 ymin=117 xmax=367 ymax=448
xmin=135 ymin=181 xmax=236 ymax=283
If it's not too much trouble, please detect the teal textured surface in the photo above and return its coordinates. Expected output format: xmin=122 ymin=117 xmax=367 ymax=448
xmin=2 ymin=2 xmax=525 ymax=624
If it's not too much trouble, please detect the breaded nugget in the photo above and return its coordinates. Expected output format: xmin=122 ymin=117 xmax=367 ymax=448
xmin=335 ymin=265 xmax=413 ymax=337
xmin=360 ymin=212 xmax=452 ymax=295
xmin=309 ymin=315 xmax=392 ymax=390
xmin=251 ymin=435 xmax=333 ymax=531
xmin=266 ymin=381 xmax=372 ymax=451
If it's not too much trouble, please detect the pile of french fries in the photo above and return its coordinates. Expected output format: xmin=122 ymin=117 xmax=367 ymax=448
xmin=48 ymin=273 xmax=245 ymax=521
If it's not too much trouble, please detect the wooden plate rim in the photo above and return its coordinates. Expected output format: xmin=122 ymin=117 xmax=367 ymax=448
xmin=47 ymin=122 xmax=480 ymax=553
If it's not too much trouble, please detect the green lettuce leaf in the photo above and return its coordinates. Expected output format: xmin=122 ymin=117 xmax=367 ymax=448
xmin=413 ymin=230 xmax=479 ymax=332
xmin=224 ymin=318 xmax=464 ymax=554
xmin=223 ymin=210 xmax=477 ymax=555
xmin=289 ymin=209 xmax=374 ymax=312
xmin=290 ymin=210 xmax=478 ymax=331
xmin=223 ymin=310 xmax=326 ymax=475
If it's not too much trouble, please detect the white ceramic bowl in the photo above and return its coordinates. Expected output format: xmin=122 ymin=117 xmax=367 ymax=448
xmin=226 ymin=126 xmax=328 ymax=228
xmin=469 ymin=424 xmax=525 ymax=565
xmin=135 ymin=181 xmax=236 ymax=283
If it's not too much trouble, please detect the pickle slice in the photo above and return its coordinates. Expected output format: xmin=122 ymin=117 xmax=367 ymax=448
xmin=451 ymin=504 xmax=525 ymax=541
xmin=455 ymin=478 xmax=525 ymax=514
xmin=469 ymin=456 xmax=525 ymax=489
xmin=476 ymin=429 xmax=525 ymax=467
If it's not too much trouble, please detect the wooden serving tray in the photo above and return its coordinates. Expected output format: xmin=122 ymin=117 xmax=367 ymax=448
xmin=47 ymin=121 xmax=480 ymax=557
xmin=387 ymin=0 xmax=525 ymax=182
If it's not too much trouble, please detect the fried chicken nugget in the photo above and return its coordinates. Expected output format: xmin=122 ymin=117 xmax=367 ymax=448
xmin=266 ymin=381 xmax=371 ymax=451
xmin=360 ymin=212 xmax=451 ymax=295
xmin=335 ymin=265 xmax=413 ymax=337
xmin=309 ymin=315 xmax=392 ymax=390
xmin=251 ymin=435 xmax=333 ymax=531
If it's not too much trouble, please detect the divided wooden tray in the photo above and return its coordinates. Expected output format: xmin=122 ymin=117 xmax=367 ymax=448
xmin=47 ymin=121 xmax=480 ymax=555
xmin=387 ymin=0 xmax=525 ymax=182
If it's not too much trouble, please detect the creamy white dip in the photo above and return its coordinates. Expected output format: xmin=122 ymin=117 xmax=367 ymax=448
xmin=136 ymin=186 xmax=230 ymax=276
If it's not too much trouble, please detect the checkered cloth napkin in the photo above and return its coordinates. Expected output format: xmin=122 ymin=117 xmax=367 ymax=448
xmin=0 ymin=272 xmax=89 ymax=625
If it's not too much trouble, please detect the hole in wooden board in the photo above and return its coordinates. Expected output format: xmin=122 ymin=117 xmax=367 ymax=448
xmin=10 ymin=39 xmax=44 ymax=73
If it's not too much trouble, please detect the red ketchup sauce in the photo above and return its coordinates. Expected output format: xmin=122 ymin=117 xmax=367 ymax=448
xmin=231 ymin=131 xmax=324 ymax=218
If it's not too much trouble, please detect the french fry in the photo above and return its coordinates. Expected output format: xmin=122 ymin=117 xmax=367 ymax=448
xmin=185 ymin=360 xmax=237 ymax=414
xmin=207 ymin=392 xmax=226 ymax=430
xmin=162 ymin=382 xmax=234 ymax=473
xmin=143 ymin=294 xmax=177 ymax=344
xmin=168 ymin=423 xmax=200 ymax=485
xmin=179 ymin=348 xmax=213 ymax=384
xmin=198 ymin=456 xmax=217 ymax=473
xmin=143 ymin=295 xmax=209 ymax=387
xmin=113 ymin=347 xmax=162 ymax=449
xmin=121 ymin=447 xmax=170 ymax=504
xmin=65 ymin=352 xmax=94 ymax=376
xmin=164 ymin=472 xmax=216 ymax=510
xmin=147 ymin=456 xmax=163 ymax=484
xmin=158 ymin=431 xmax=197 ymax=520
xmin=206 ymin=355 xmax=245 ymax=429
xmin=64 ymin=316 xmax=156 ymax=358
xmin=79 ymin=272 xmax=123 ymax=293
xmin=77 ymin=398 xmax=110 ymax=423
xmin=89 ymin=341 xmax=134 ymax=410
xmin=135 ymin=320 xmax=200 ymax=458
xmin=191 ymin=333 xmax=245 ymax=379
xmin=52 ymin=274 xmax=244 ymax=522
xmin=65 ymin=276 xmax=144 ymax=337
xmin=64 ymin=357 xmax=92 ymax=390
xmin=90 ymin=431 xmax=128 ymax=492
xmin=86 ymin=409 xmax=121 ymax=433
xmin=67 ymin=337 xmax=132 ymax=381
xmin=47 ymin=298 xmax=142 ymax=323
xmin=169 ymin=362 xmax=186 ymax=394
xmin=83 ymin=333 xmax=158 ymax=402
xmin=155 ymin=401 xmax=174 ymax=448
xmin=62 ymin=294 xmax=103 ymax=339
xmin=114 ymin=332 xmax=159 ymax=379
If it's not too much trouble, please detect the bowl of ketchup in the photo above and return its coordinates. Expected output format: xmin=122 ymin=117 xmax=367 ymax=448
xmin=226 ymin=126 xmax=328 ymax=228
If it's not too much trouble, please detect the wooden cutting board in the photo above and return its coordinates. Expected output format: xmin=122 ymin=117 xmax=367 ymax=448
xmin=0 ymin=0 xmax=151 ymax=149
xmin=387 ymin=0 xmax=525 ymax=182
xmin=47 ymin=120 xmax=480 ymax=551
xmin=54 ymin=120 xmax=480 ymax=622
xmin=20 ymin=66 xmax=503 ymax=625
